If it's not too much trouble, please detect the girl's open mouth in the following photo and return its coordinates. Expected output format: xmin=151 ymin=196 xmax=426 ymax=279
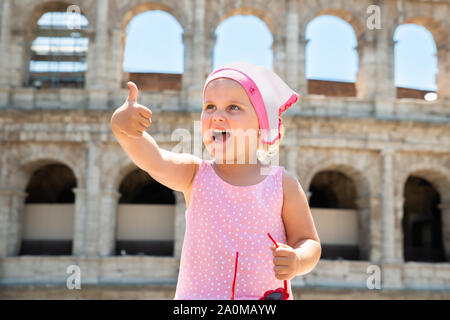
xmin=212 ymin=130 xmax=231 ymax=143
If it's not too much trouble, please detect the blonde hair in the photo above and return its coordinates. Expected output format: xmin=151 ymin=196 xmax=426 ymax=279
xmin=256 ymin=118 xmax=285 ymax=164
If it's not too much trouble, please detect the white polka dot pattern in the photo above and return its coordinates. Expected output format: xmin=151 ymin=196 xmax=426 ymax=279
xmin=174 ymin=159 xmax=293 ymax=300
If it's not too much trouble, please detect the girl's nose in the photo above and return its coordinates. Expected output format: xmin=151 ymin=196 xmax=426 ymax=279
xmin=212 ymin=111 xmax=226 ymax=122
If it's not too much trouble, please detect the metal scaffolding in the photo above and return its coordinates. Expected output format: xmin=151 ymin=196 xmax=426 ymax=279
xmin=28 ymin=11 xmax=89 ymax=89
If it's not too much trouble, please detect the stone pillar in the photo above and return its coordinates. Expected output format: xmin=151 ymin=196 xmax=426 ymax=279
xmin=273 ymin=34 xmax=286 ymax=80
xmin=356 ymin=37 xmax=377 ymax=100
xmin=193 ymin=0 xmax=207 ymax=77
xmin=393 ymin=195 xmax=405 ymax=261
xmin=204 ymin=31 xmax=216 ymax=76
xmin=297 ymin=36 xmax=308 ymax=96
xmin=174 ymin=191 xmax=186 ymax=258
xmin=184 ymin=0 xmax=207 ymax=110
xmin=88 ymin=0 xmax=109 ymax=109
xmin=285 ymin=0 xmax=300 ymax=91
xmin=181 ymin=29 xmax=194 ymax=92
xmin=0 ymin=188 xmax=27 ymax=257
xmin=0 ymin=0 xmax=11 ymax=87
xmin=72 ymin=187 xmax=88 ymax=256
xmin=437 ymin=202 xmax=450 ymax=260
xmin=375 ymin=33 xmax=396 ymax=99
xmin=380 ymin=148 xmax=397 ymax=263
xmin=436 ymin=46 xmax=450 ymax=100
xmin=86 ymin=142 xmax=102 ymax=256
xmin=7 ymin=27 xmax=27 ymax=88
xmin=106 ymin=27 xmax=125 ymax=91
xmin=98 ymin=189 xmax=121 ymax=256
xmin=72 ymin=142 xmax=103 ymax=256
xmin=355 ymin=196 xmax=381 ymax=262
xmin=356 ymin=32 xmax=396 ymax=103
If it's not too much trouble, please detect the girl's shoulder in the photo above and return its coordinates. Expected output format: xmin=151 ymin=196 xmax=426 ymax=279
xmin=281 ymin=168 xmax=301 ymax=197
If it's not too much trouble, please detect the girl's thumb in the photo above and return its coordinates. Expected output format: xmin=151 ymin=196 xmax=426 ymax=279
xmin=127 ymin=81 xmax=138 ymax=102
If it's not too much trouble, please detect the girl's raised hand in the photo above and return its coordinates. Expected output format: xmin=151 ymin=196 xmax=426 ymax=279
xmin=111 ymin=81 xmax=153 ymax=139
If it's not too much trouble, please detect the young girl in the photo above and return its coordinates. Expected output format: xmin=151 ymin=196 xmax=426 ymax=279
xmin=110 ymin=62 xmax=321 ymax=300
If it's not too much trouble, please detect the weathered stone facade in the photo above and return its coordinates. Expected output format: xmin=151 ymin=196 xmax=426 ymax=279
xmin=0 ymin=0 xmax=449 ymax=299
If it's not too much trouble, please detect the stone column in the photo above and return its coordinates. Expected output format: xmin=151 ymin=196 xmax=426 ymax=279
xmin=0 ymin=188 xmax=27 ymax=257
xmin=375 ymin=33 xmax=396 ymax=99
xmin=86 ymin=142 xmax=102 ymax=256
xmin=183 ymin=0 xmax=207 ymax=110
xmin=174 ymin=191 xmax=186 ymax=258
xmin=297 ymin=36 xmax=308 ymax=96
xmin=181 ymin=29 xmax=194 ymax=93
xmin=273 ymin=34 xmax=286 ymax=80
xmin=0 ymin=0 xmax=11 ymax=87
xmin=285 ymin=0 xmax=300 ymax=91
xmin=393 ymin=195 xmax=405 ymax=261
xmin=7 ymin=27 xmax=28 ymax=89
xmin=355 ymin=37 xmax=377 ymax=100
xmin=437 ymin=202 xmax=450 ymax=260
xmin=436 ymin=46 xmax=450 ymax=100
xmin=72 ymin=142 xmax=103 ymax=256
xmin=72 ymin=187 xmax=88 ymax=256
xmin=355 ymin=196 xmax=381 ymax=262
xmin=380 ymin=148 xmax=397 ymax=263
xmin=105 ymin=27 xmax=125 ymax=92
xmin=98 ymin=189 xmax=121 ymax=256
xmin=204 ymin=31 xmax=216 ymax=76
xmin=356 ymin=32 xmax=396 ymax=103
xmin=88 ymin=0 xmax=109 ymax=109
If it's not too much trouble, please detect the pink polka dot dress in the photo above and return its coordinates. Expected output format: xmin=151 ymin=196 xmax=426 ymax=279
xmin=174 ymin=159 xmax=293 ymax=300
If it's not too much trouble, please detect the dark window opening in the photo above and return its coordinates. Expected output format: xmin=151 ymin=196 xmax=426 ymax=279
xmin=19 ymin=240 xmax=72 ymax=256
xmin=25 ymin=163 xmax=76 ymax=203
xmin=309 ymin=171 xmax=357 ymax=209
xmin=115 ymin=240 xmax=174 ymax=257
xmin=119 ymin=169 xmax=175 ymax=204
xmin=403 ymin=176 xmax=445 ymax=262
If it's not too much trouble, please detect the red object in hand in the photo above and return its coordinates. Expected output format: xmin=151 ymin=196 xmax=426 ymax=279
xmin=259 ymin=233 xmax=290 ymax=300
xmin=230 ymin=233 xmax=290 ymax=300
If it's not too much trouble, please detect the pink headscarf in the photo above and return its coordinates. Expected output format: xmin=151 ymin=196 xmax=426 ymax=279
xmin=203 ymin=62 xmax=299 ymax=145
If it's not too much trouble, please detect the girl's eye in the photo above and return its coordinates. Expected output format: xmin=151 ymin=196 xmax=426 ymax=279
xmin=229 ymin=105 xmax=240 ymax=110
xmin=205 ymin=104 xmax=215 ymax=110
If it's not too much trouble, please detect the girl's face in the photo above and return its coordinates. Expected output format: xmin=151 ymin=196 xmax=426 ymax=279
xmin=201 ymin=78 xmax=260 ymax=164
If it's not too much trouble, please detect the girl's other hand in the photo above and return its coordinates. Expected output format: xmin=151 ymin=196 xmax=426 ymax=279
xmin=270 ymin=243 xmax=301 ymax=281
xmin=111 ymin=81 xmax=153 ymax=139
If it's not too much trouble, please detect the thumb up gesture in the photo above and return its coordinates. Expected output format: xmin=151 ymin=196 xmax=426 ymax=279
xmin=111 ymin=81 xmax=153 ymax=139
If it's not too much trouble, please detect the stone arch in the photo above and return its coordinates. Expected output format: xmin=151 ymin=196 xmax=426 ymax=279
xmin=397 ymin=163 xmax=450 ymax=262
xmin=397 ymin=163 xmax=450 ymax=204
xmin=11 ymin=148 xmax=84 ymax=192
xmin=211 ymin=7 xmax=275 ymax=37
xmin=121 ymin=2 xmax=187 ymax=32
xmin=107 ymin=160 xmax=138 ymax=193
xmin=304 ymin=159 xmax=375 ymax=260
xmin=301 ymin=7 xmax=366 ymax=41
xmin=399 ymin=17 xmax=448 ymax=51
xmin=24 ymin=0 xmax=94 ymax=40
xmin=105 ymin=158 xmax=178 ymax=202
xmin=304 ymin=161 xmax=371 ymax=198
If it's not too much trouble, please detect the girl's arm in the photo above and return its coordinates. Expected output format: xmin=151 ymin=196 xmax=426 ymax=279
xmin=111 ymin=82 xmax=201 ymax=193
xmin=271 ymin=170 xmax=321 ymax=278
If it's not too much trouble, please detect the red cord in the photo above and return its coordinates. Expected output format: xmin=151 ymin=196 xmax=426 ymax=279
xmin=267 ymin=233 xmax=288 ymax=293
xmin=231 ymin=251 xmax=239 ymax=300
